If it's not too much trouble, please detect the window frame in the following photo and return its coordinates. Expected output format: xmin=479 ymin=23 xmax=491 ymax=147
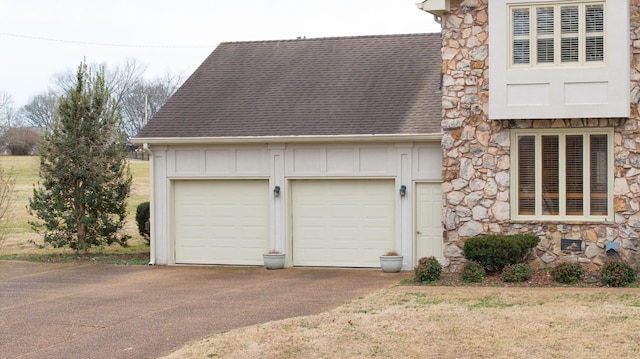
xmin=510 ymin=128 xmax=614 ymax=222
xmin=508 ymin=1 xmax=605 ymax=68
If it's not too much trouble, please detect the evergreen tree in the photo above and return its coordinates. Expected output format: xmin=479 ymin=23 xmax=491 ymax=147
xmin=29 ymin=62 xmax=132 ymax=251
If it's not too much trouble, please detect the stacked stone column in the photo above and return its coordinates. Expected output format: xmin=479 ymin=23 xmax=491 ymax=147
xmin=439 ymin=0 xmax=640 ymax=271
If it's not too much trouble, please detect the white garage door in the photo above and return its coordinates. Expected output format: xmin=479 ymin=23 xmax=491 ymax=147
xmin=173 ymin=180 xmax=269 ymax=265
xmin=291 ymin=179 xmax=395 ymax=267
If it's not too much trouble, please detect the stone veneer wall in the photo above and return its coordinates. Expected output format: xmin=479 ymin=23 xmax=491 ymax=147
xmin=440 ymin=0 xmax=640 ymax=272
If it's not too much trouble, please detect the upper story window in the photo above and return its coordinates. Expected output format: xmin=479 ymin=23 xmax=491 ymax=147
xmin=510 ymin=2 xmax=604 ymax=67
xmin=489 ymin=0 xmax=628 ymax=120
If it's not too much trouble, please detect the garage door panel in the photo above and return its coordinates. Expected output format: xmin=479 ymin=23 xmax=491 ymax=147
xmin=292 ymin=180 xmax=395 ymax=267
xmin=174 ymin=180 xmax=269 ymax=265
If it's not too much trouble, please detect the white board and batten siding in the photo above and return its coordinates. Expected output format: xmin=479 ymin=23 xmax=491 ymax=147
xmin=170 ymin=147 xmax=271 ymax=176
xmin=149 ymin=142 xmax=443 ymax=268
xmin=285 ymin=146 xmax=395 ymax=176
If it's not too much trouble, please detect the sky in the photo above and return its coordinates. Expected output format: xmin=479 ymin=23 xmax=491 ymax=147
xmin=0 ymin=0 xmax=440 ymax=109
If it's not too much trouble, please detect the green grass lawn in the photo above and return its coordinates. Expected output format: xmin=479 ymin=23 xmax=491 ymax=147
xmin=0 ymin=156 xmax=150 ymax=263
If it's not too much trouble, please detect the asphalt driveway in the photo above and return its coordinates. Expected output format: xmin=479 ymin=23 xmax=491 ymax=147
xmin=0 ymin=261 xmax=410 ymax=359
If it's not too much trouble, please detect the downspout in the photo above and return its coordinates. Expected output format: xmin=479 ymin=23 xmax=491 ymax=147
xmin=142 ymin=143 xmax=155 ymax=265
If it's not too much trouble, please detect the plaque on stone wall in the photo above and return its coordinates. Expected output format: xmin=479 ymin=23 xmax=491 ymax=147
xmin=561 ymin=239 xmax=583 ymax=252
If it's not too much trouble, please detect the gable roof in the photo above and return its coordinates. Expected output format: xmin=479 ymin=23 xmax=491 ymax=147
xmin=134 ymin=33 xmax=442 ymax=142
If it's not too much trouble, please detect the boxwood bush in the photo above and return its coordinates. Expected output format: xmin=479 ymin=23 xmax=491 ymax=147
xmin=550 ymin=263 xmax=584 ymax=284
xmin=414 ymin=256 xmax=442 ymax=283
xmin=502 ymin=263 xmax=532 ymax=283
xmin=135 ymin=201 xmax=151 ymax=244
xmin=463 ymin=234 xmax=540 ymax=272
xmin=461 ymin=261 xmax=485 ymax=283
xmin=600 ymin=261 xmax=637 ymax=287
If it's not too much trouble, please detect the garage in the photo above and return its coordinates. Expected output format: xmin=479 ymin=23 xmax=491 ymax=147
xmin=291 ymin=179 xmax=396 ymax=267
xmin=133 ymin=35 xmax=445 ymax=267
xmin=173 ymin=180 xmax=269 ymax=265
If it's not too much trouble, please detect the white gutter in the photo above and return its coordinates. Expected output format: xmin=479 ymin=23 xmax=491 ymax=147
xmin=131 ymin=133 xmax=443 ymax=145
xmin=142 ymin=143 xmax=155 ymax=266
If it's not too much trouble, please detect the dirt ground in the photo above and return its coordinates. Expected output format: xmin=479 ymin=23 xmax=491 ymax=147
xmin=421 ymin=268 xmax=603 ymax=288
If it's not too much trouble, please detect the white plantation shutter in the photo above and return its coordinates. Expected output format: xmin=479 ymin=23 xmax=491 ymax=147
xmin=512 ymin=8 xmax=531 ymax=64
xmin=585 ymin=4 xmax=604 ymax=62
xmin=536 ymin=7 xmax=555 ymax=64
xmin=561 ymin=6 xmax=579 ymax=63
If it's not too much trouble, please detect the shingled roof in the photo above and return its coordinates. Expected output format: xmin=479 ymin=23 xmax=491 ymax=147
xmin=135 ymin=33 xmax=442 ymax=140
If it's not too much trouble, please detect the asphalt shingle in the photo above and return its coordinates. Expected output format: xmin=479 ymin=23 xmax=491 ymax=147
xmin=135 ymin=33 xmax=442 ymax=139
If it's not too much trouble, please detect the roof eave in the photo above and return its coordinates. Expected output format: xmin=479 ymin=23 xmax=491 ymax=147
xmin=131 ymin=133 xmax=443 ymax=145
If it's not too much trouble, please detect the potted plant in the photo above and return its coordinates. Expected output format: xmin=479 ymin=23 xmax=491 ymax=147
xmin=379 ymin=250 xmax=403 ymax=273
xmin=263 ymin=249 xmax=286 ymax=270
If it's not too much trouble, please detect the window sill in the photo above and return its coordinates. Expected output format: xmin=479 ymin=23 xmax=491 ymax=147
xmin=509 ymin=219 xmax=613 ymax=225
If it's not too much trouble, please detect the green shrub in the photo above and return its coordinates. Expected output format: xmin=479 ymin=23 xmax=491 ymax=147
xmin=501 ymin=263 xmax=532 ymax=283
xmin=461 ymin=261 xmax=485 ymax=283
xmin=414 ymin=256 xmax=442 ymax=283
xmin=135 ymin=201 xmax=151 ymax=244
xmin=600 ymin=261 xmax=637 ymax=287
xmin=463 ymin=234 xmax=540 ymax=272
xmin=551 ymin=263 xmax=584 ymax=284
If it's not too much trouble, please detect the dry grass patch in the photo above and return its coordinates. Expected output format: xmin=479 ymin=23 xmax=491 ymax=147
xmin=163 ymin=287 xmax=640 ymax=359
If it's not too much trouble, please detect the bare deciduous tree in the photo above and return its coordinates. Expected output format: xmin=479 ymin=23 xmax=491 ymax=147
xmin=0 ymin=127 xmax=41 ymax=155
xmin=0 ymin=165 xmax=15 ymax=243
xmin=54 ymin=57 xmax=147 ymax=109
xmin=105 ymin=57 xmax=148 ymax=110
xmin=48 ymin=58 xmax=181 ymax=138
xmin=0 ymin=91 xmax=17 ymax=129
xmin=22 ymin=91 xmax=58 ymax=130
xmin=121 ymin=72 xmax=183 ymax=138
